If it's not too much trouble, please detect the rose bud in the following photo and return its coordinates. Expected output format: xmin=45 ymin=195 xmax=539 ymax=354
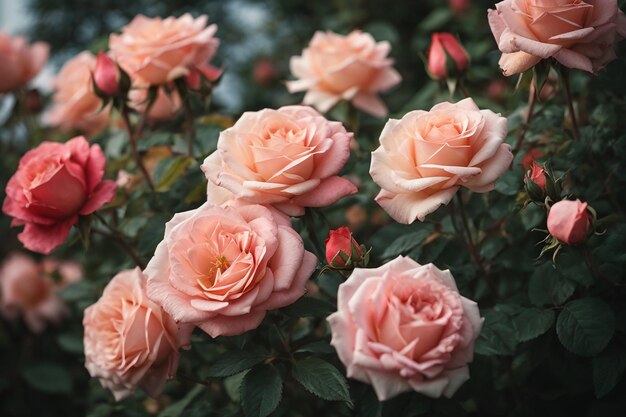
xmin=325 ymin=227 xmax=366 ymax=269
xmin=524 ymin=160 xmax=546 ymax=201
xmin=427 ymin=33 xmax=469 ymax=80
xmin=185 ymin=63 xmax=223 ymax=90
xmin=253 ymin=57 xmax=278 ymax=85
xmin=449 ymin=0 xmax=470 ymax=15
xmin=547 ymin=199 xmax=591 ymax=245
xmin=93 ymin=51 xmax=121 ymax=97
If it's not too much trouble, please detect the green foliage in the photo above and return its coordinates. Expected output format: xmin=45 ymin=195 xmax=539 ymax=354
xmin=291 ymin=358 xmax=352 ymax=404
xmin=241 ymin=364 xmax=283 ymax=417
xmin=556 ymin=298 xmax=615 ymax=357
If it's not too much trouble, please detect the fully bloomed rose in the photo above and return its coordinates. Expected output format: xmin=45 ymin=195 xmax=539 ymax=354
xmin=488 ymin=0 xmax=626 ymax=76
xmin=370 ymin=98 xmax=512 ymax=224
xmin=0 ymin=32 xmax=49 ymax=93
xmin=286 ymin=30 xmax=401 ymax=117
xmin=3 ymin=136 xmax=117 ymax=254
xmin=84 ymin=268 xmax=188 ymax=401
xmin=109 ymin=14 xmax=219 ymax=86
xmin=0 ymin=253 xmax=66 ymax=332
xmin=547 ymin=199 xmax=591 ymax=245
xmin=44 ymin=51 xmax=111 ymax=135
xmin=328 ymin=256 xmax=482 ymax=400
xmin=145 ymin=201 xmax=317 ymax=338
xmin=201 ymin=105 xmax=357 ymax=216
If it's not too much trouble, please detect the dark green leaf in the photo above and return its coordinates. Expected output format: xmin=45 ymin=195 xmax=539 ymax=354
xmin=153 ymin=156 xmax=195 ymax=192
xmin=206 ymin=349 xmax=267 ymax=378
xmin=592 ymin=348 xmax=626 ymax=398
xmin=291 ymin=357 xmax=351 ymax=403
xmin=556 ymin=298 xmax=615 ymax=356
xmin=512 ymin=308 xmax=555 ymax=342
xmin=21 ymin=362 xmax=73 ymax=394
xmin=475 ymin=309 xmax=518 ymax=356
xmin=495 ymin=171 xmax=522 ymax=196
xmin=158 ymin=385 xmax=204 ymax=417
xmin=241 ymin=364 xmax=282 ymax=417
xmin=57 ymin=332 xmax=84 ymax=354
xmin=381 ymin=227 xmax=432 ymax=259
xmin=296 ymin=341 xmax=335 ymax=354
xmin=280 ymin=296 xmax=336 ymax=318
xmin=528 ymin=262 xmax=576 ymax=306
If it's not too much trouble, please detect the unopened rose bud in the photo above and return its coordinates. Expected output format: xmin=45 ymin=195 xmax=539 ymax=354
xmin=449 ymin=0 xmax=470 ymax=15
xmin=185 ymin=64 xmax=223 ymax=90
xmin=547 ymin=199 xmax=591 ymax=245
xmin=94 ymin=51 xmax=120 ymax=97
xmin=325 ymin=227 xmax=365 ymax=268
xmin=253 ymin=58 xmax=277 ymax=85
xmin=427 ymin=33 xmax=469 ymax=80
xmin=524 ymin=160 xmax=546 ymax=200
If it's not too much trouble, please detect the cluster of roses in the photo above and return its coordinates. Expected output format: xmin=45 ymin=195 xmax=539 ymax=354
xmin=1 ymin=0 xmax=625 ymax=406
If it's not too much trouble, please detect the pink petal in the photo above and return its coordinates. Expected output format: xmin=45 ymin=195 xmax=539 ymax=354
xmin=197 ymin=309 xmax=266 ymax=338
xmin=375 ymin=187 xmax=459 ymax=224
xmin=290 ymin=176 xmax=357 ymax=207
xmin=80 ymin=180 xmax=117 ymax=215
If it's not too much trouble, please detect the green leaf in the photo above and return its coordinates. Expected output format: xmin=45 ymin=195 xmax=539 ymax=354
xmin=528 ymin=262 xmax=576 ymax=306
xmin=495 ymin=170 xmax=522 ymax=196
xmin=291 ymin=358 xmax=351 ymax=404
xmin=592 ymin=348 xmax=626 ymax=398
xmin=512 ymin=308 xmax=555 ymax=342
xmin=21 ymin=362 xmax=73 ymax=394
xmin=206 ymin=349 xmax=267 ymax=378
xmin=295 ymin=341 xmax=336 ymax=354
xmin=556 ymin=298 xmax=615 ymax=356
xmin=380 ymin=227 xmax=432 ymax=259
xmin=474 ymin=309 xmax=518 ymax=356
xmin=241 ymin=364 xmax=283 ymax=417
xmin=158 ymin=385 xmax=204 ymax=417
xmin=57 ymin=332 xmax=84 ymax=354
xmin=280 ymin=296 xmax=336 ymax=318
xmin=153 ymin=156 xmax=195 ymax=192
xmin=138 ymin=215 xmax=169 ymax=257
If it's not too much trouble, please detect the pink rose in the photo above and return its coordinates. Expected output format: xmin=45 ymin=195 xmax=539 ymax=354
xmin=201 ymin=105 xmax=357 ymax=216
xmin=525 ymin=160 xmax=546 ymax=192
xmin=547 ymin=199 xmax=591 ymax=245
xmin=428 ymin=33 xmax=470 ymax=80
xmin=129 ymin=87 xmax=182 ymax=122
xmin=488 ymin=0 xmax=626 ymax=76
xmin=109 ymin=14 xmax=219 ymax=86
xmin=145 ymin=201 xmax=317 ymax=338
xmin=2 ymin=136 xmax=117 ymax=254
xmin=44 ymin=51 xmax=111 ymax=135
xmin=286 ymin=30 xmax=401 ymax=117
xmin=0 ymin=32 xmax=49 ymax=93
xmin=83 ymin=268 xmax=188 ymax=401
xmin=370 ymin=98 xmax=512 ymax=224
xmin=325 ymin=226 xmax=363 ymax=268
xmin=327 ymin=256 xmax=483 ymax=400
xmin=0 ymin=253 xmax=66 ymax=332
xmin=41 ymin=258 xmax=84 ymax=286
xmin=93 ymin=51 xmax=121 ymax=96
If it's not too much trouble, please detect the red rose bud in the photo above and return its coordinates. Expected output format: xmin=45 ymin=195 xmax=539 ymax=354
xmin=547 ymin=199 xmax=591 ymax=245
xmin=427 ymin=33 xmax=469 ymax=80
xmin=449 ymin=0 xmax=470 ymax=15
xmin=325 ymin=227 xmax=364 ymax=268
xmin=94 ymin=52 xmax=120 ymax=96
xmin=526 ymin=161 xmax=546 ymax=190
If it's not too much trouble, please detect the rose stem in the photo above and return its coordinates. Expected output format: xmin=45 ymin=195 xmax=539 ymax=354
xmin=513 ymin=81 xmax=536 ymax=154
xmin=561 ymin=69 xmax=580 ymax=142
xmin=93 ymin=212 xmax=146 ymax=269
xmin=120 ymin=106 xmax=155 ymax=191
xmin=455 ymin=193 xmax=497 ymax=295
xmin=347 ymin=103 xmax=360 ymax=137
xmin=176 ymin=373 xmax=212 ymax=387
xmin=183 ymin=96 xmax=196 ymax=158
xmin=303 ymin=208 xmax=325 ymax=260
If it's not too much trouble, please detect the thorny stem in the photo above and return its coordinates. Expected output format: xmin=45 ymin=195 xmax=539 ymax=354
xmin=561 ymin=69 xmax=580 ymax=142
xmin=93 ymin=213 xmax=146 ymax=269
xmin=120 ymin=106 xmax=155 ymax=191
xmin=514 ymin=82 xmax=537 ymax=154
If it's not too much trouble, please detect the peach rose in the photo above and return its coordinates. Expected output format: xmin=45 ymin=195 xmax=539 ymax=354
xmin=327 ymin=256 xmax=482 ymax=400
xmin=129 ymin=87 xmax=182 ymax=122
xmin=0 ymin=253 xmax=66 ymax=332
xmin=488 ymin=0 xmax=626 ymax=76
xmin=109 ymin=14 xmax=219 ymax=86
xmin=44 ymin=51 xmax=111 ymax=135
xmin=2 ymin=136 xmax=117 ymax=254
xmin=370 ymin=98 xmax=512 ymax=224
xmin=0 ymin=32 xmax=49 ymax=93
xmin=286 ymin=30 xmax=401 ymax=117
xmin=84 ymin=268 xmax=188 ymax=401
xmin=145 ymin=201 xmax=317 ymax=338
xmin=201 ymin=105 xmax=357 ymax=216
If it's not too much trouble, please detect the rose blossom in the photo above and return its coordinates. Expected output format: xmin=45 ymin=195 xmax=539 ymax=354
xmin=145 ymin=200 xmax=317 ymax=338
xmin=370 ymin=98 xmax=512 ymax=224
xmin=327 ymin=256 xmax=482 ymax=400
xmin=0 ymin=32 xmax=49 ymax=93
xmin=488 ymin=0 xmax=626 ymax=76
xmin=44 ymin=51 xmax=111 ymax=135
xmin=547 ymin=199 xmax=591 ymax=245
xmin=3 ymin=136 xmax=117 ymax=254
xmin=325 ymin=226 xmax=363 ymax=268
xmin=286 ymin=30 xmax=401 ymax=117
xmin=109 ymin=14 xmax=219 ymax=86
xmin=84 ymin=268 xmax=188 ymax=401
xmin=0 ymin=253 xmax=66 ymax=332
xmin=201 ymin=105 xmax=357 ymax=216
xmin=428 ymin=33 xmax=469 ymax=80
xmin=93 ymin=51 xmax=120 ymax=96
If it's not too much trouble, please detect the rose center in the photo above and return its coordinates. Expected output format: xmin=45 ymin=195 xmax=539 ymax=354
xmin=196 ymin=255 xmax=231 ymax=290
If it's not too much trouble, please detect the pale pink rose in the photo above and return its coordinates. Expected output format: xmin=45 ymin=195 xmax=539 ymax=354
xmin=2 ymin=136 xmax=117 ymax=254
xmin=0 ymin=32 xmax=49 ymax=93
xmin=201 ymin=105 xmax=357 ymax=216
xmin=547 ymin=199 xmax=591 ymax=245
xmin=83 ymin=268 xmax=188 ymax=401
xmin=0 ymin=253 xmax=66 ymax=332
xmin=129 ymin=87 xmax=182 ymax=122
xmin=145 ymin=201 xmax=317 ymax=338
xmin=488 ymin=0 xmax=626 ymax=76
xmin=109 ymin=14 xmax=219 ymax=86
xmin=286 ymin=30 xmax=401 ymax=117
xmin=44 ymin=51 xmax=111 ymax=135
xmin=41 ymin=258 xmax=84 ymax=286
xmin=327 ymin=256 xmax=483 ymax=401
xmin=370 ymin=98 xmax=512 ymax=224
